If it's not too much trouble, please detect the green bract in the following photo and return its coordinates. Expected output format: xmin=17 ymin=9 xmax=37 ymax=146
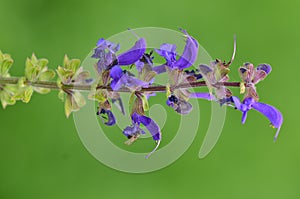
xmin=56 ymin=55 xmax=91 ymax=118
xmin=0 ymin=51 xmax=17 ymax=108
xmin=0 ymin=84 xmax=18 ymax=108
xmin=15 ymin=54 xmax=56 ymax=103
xmin=0 ymin=50 xmax=14 ymax=78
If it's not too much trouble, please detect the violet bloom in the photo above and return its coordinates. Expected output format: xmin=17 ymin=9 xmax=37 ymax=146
xmin=117 ymin=38 xmax=146 ymax=66
xmin=109 ymin=65 xmax=150 ymax=91
xmin=123 ymin=112 xmax=161 ymax=158
xmin=97 ymin=108 xmax=116 ymax=126
xmin=123 ymin=112 xmax=161 ymax=141
xmin=92 ymin=38 xmax=146 ymax=72
xmin=231 ymin=96 xmax=283 ymax=141
xmin=153 ymin=30 xmax=199 ymax=73
xmin=135 ymin=51 xmax=154 ymax=73
xmin=92 ymin=38 xmax=120 ymax=73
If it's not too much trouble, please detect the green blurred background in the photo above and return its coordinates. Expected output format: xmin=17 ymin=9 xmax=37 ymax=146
xmin=0 ymin=0 xmax=299 ymax=198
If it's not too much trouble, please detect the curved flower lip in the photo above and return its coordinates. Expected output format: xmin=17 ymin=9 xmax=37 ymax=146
xmin=154 ymin=29 xmax=199 ymax=70
xmin=231 ymin=96 xmax=283 ymax=140
xmin=155 ymin=43 xmax=177 ymax=68
xmin=252 ymin=102 xmax=283 ymax=140
xmin=130 ymin=112 xmax=161 ymax=141
xmin=97 ymin=108 xmax=116 ymax=126
xmin=174 ymin=30 xmax=199 ymax=69
xmin=117 ymin=38 xmax=146 ymax=66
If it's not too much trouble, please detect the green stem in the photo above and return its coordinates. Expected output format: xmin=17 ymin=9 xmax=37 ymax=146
xmin=0 ymin=76 xmax=243 ymax=93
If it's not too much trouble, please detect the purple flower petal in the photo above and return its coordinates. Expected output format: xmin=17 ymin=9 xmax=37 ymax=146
xmin=241 ymin=111 xmax=248 ymax=124
xmin=139 ymin=115 xmax=161 ymax=141
xmin=155 ymin=43 xmax=177 ymax=57
xmin=256 ymin=64 xmax=272 ymax=74
xmin=135 ymin=60 xmax=144 ymax=73
xmin=231 ymin=96 xmax=252 ymax=124
xmin=117 ymin=38 xmax=146 ymax=66
xmin=105 ymin=110 xmax=116 ymax=126
xmin=173 ymin=30 xmax=199 ymax=69
xmin=152 ymin=64 xmax=167 ymax=74
xmin=110 ymin=66 xmax=150 ymax=91
xmin=252 ymin=102 xmax=283 ymax=140
xmin=129 ymin=112 xmax=161 ymax=141
xmin=123 ymin=75 xmax=149 ymax=89
xmin=189 ymin=92 xmax=215 ymax=100
xmin=96 ymin=38 xmax=106 ymax=47
xmin=92 ymin=39 xmax=120 ymax=72
xmin=231 ymin=96 xmax=242 ymax=110
xmin=155 ymin=43 xmax=177 ymax=68
xmin=110 ymin=65 xmax=123 ymax=79
xmin=97 ymin=109 xmax=116 ymax=126
xmin=131 ymin=112 xmax=140 ymax=124
xmin=199 ymin=64 xmax=213 ymax=75
xmin=123 ymin=124 xmax=146 ymax=138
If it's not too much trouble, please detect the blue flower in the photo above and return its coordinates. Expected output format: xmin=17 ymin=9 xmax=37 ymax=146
xmin=92 ymin=38 xmax=146 ymax=73
xmin=97 ymin=108 xmax=116 ymax=126
xmin=231 ymin=96 xmax=283 ymax=141
xmin=109 ymin=65 xmax=150 ymax=91
xmin=153 ymin=29 xmax=199 ymax=73
xmin=117 ymin=38 xmax=146 ymax=66
xmin=123 ymin=112 xmax=161 ymax=158
xmin=135 ymin=51 xmax=154 ymax=73
xmin=123 ymin=112 xmax=161 ymax=141
xmin=92 ymin=38 xmax=120 ymax=73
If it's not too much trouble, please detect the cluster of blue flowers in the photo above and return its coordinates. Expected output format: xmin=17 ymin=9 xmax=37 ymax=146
xmin=91 ymin=29 xmax=283 ymax=157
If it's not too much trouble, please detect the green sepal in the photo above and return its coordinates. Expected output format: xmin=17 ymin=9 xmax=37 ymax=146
xmin=25 ymin=53 xmax=52 ymax=82
xmin=166 ymin=84 xmax=171 ymax=98
xmin=0 ymin=85 xmax=18 ymax=109
xmin=129 ymin=92 xmax=136 ymax=107
xmin=65 ymin=94 xmax=73 ymax=118
xmin=88 ymin=89 xmax=107 ymax=103
xmin=64 ymin=91 xmax=86 ymax=118
xmin=33 ymin=87 xmax=50 ymax=94
xmin=0 ymin=51 xmax=14 ymax=77
xmin=14 ymin=86 xmax=34 ymax=103
xmin=140 ymin=94 xmax=149 ymax=111
xmin=39 ymin=69 xmax=55 ymax=81
xmin=58 ymin=90 xmax=65 ymax=101
xmin=17 ymin=77 xmax=27 ymax=87
xmin=63 ymin=55 xmax=81 ymax=72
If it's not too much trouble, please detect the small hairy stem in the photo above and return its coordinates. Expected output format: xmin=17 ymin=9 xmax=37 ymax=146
xmin=0 ymin=76 xmax=243 ymax=93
